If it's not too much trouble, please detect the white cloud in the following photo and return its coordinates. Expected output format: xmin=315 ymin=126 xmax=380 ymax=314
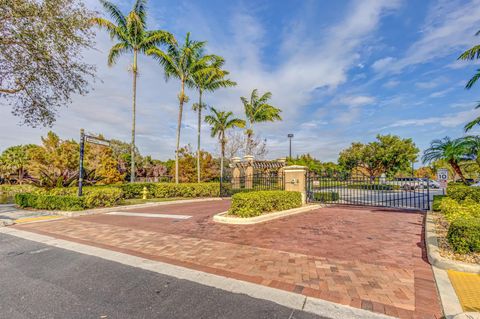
xmin=338 ymin=95 xmax=376 ymax=107
xmin=371 ymin=56 xmax=396 ymax=72
xmin=383 ymin=79 xmax=400 ymax=88
xmin=384 ymin=109 xmax=480 ymax=129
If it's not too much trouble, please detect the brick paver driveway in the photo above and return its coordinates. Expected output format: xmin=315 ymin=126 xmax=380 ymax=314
xmin=15 ymin=200 xmax=442 ymax=318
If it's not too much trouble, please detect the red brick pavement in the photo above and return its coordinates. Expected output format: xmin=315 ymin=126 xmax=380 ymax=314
xmin=15 ymin=200 xmax=442 ymax=318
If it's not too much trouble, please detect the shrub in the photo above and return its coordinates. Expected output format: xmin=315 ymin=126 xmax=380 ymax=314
xmin=14 ymin=187 xmax=123 ymax=210
xmin=432 ymin=195 xmax=446 ymax=212
xmin=440 ymin=198 xmax=480 ymax=222
xmin=447 ymin=184 xmax=480 ymax=202
xmin=15 ymin=193 xmax=84 ymax=211
xmin=0 ymin=184 xmax=41 ymax=195
xmin=447 ymin=217 xmax=480 ymax=253
xmin=153 ymin=183 xmax=219 ymax=198
xmin=117 ymin=183 xmax=158 ymax=199
xmin=229 ymin=190 xmax=302 ymax=218
xmin=312 ymin=192 xmax=339 ymax=202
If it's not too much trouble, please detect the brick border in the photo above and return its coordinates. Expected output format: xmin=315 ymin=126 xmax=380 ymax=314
xmin=213 ymin=204 xmax=322 ymax=224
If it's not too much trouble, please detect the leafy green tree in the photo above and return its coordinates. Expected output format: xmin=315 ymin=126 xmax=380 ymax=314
xmin=0 ymin=145 xmax=35 ymax=183
xmin=147 ymin=32 xmax=215 ymax=183
xmin=93 ymin=0 xmax=175 ymax=182
xmin=339 ymin=134 xmax=419 ymax=179
xmin=192 ymin=56 xmax=236 ymax=182
xmin=205 ymin=107 xmax=245 ymax=180
xmin=459 ymin=135 xmax=480 ymax=168
xmin=0 ymin=0 xmax=95 ymax=127
xmin=170 ymin=145 xmax=219 ymax=183
xmin=422 ymin=137 xmax=468 ymax=182
xmin=241 ymin=89 xmax=282 ymax=155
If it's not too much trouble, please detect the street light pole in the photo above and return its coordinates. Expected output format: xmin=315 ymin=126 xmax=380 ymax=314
xmin=287 ymin=134 xmax=294 ymax=159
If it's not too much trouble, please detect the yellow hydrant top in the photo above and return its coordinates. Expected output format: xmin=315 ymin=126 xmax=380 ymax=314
xmin=142 ymin=186 xmax=148 ymax=200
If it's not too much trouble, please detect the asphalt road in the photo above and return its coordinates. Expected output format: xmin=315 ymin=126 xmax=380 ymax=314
xmin=0 ymin=233 xmax=325 ymax=319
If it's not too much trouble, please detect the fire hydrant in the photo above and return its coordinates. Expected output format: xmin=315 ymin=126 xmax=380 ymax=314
xmin=142 ymin=186 xmax=148 ymax=200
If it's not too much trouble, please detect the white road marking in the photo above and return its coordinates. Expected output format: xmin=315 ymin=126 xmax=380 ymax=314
xmin=105 ymin=212 xmax=192 ymax=219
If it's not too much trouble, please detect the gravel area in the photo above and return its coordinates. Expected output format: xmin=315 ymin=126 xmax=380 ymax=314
xmin=433 ymin=213 xmax=480 ymax=265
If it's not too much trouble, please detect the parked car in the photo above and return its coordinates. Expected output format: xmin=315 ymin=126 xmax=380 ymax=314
xmin=390 ymin=178 xmax=427 ymax=190
xmin=471 ymin=181 xmax=480 ymax=187
xmin=424 ymin=179 xmax=440 ymax=189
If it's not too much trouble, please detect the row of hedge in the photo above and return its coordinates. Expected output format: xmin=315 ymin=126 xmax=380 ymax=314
xmin=13 ymin=182 xmax=220 ymax=211
xmin=447 ymin=184 xmax=480 ymax=202
xmin=311 ymin=192 xmax=339 ymax=202
xmin=228 ymin=190 xmax=302 ymax=218
xmin=440 ymin=196 xmax=480 ymax=254
xmin=15 ymin=187 xmax=123 ymax=211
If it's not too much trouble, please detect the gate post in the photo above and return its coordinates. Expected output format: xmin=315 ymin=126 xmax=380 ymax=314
xmin=284 ymin=165 xmax=308 ymax=205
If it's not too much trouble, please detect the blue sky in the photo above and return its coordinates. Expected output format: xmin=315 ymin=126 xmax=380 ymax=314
xmin=2 ymin=0 xmax=480 ymax=164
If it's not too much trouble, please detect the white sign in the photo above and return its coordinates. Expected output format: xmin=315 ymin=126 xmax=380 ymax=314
xmin=437 ymin=169 xmax=448 ymax=188
xmin=85 ymin=136 xmax=110 ymax=147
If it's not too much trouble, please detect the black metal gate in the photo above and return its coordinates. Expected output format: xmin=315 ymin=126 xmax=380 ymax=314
xmin=306 ymin=172 xmax=430 ymax=211
xmin=220 ymin=172 xmax=285 ymax=197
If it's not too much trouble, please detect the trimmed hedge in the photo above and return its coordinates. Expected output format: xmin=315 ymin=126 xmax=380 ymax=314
xmin=312 ymin=192 xmax=339 ymax=202
xmin=118 ymin=182 xmax=219 ymax=199
xmin=440 ymin=198 xmax=480 ymax=222
xmin=229 ymin=190 xmax=302 ymax=218
xmin=447 ymin=217 xmax=480 ymax=253
xmin=432 ymin=195 xmax=446 ymax=212
xmin=15 ymin=187 xmax=123 ymax=211
xmin=447 ymin=184 xmax=480 ymax=202
xmin=0 ymin=184 xmax=40 ymax=196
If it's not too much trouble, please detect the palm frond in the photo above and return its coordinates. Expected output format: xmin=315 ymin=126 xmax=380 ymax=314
xmin=458 ymin=45 xmax=480 ymax=60
xmin=465 ymin=69 xmax=480 ymax=89
xmin=99 ymin=0 xmax=126 ymax=27
xmin=465 ymin=116 xmax=480 ymax=132
xmin=107 ymin=42 xmax=130 ymax=66
xmin=133 ymin=0 xmax=148 ymax=27
xmin=90 ymin=17 xmax=124 ymax=40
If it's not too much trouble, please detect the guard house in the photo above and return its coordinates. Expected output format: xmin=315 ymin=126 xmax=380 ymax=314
xmin=229 ymin=155 xmax=286 ymax=190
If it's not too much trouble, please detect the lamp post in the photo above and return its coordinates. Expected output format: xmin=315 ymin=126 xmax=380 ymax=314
xmin=287 ymin=134 xmax=294 ymax=158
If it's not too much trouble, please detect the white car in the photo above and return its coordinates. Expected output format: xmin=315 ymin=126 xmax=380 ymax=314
xmin=471 ymin=182 xmax=480 ymax=187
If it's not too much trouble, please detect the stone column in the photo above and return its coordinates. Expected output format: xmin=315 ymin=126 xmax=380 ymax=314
xmin=244 ymin=155 xmax=254 ymax=189
xmin=232 ymin=158 xmax=241 ymax=189
xmin=284 ymin=165 xmax=308 ymax=205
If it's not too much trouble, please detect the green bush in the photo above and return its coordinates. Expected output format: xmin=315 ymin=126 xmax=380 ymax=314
xmin=447 ymin=184 xmax=480 ymax=202
xmin=312 ymin=192 xmax=339 ymax=202
xmin=118 ymin=182 xmax=219 ymax=199
xmin=14 ymin=187 xmax=123 ymax=211
xmin=117 ymin=183 xmax=158 ymax=199
xmin=0 ymin=184 xmax=41 ymax=195
xmin=447 ymin=217 xmax=480 ymax=253
xmin=440 ymin=198 xmax=480 ymax=222
xmin=432 ymin=195 xmax=446 ymax=212
xmin=15 ymin=193 xmax=84 ymax=211
xmin=229 ymin=190 xmax=302 ymax=218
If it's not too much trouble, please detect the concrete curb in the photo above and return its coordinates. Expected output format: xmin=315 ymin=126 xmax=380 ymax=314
xmin=0 ymin=227 xmax=394 ymax=319
xmin=432 ymin=266 xmax=463 ymax=319
xmin=425 ymin=212 xmax=480 ymax=273
xmin=213 ymin=204 xmax=322 ymax=225
xmin=38 ymin=197 xmax=225 ymax=217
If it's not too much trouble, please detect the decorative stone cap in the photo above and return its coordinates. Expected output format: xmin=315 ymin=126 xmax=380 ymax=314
xmin=284 ymin=165 xmax=308 ymax=171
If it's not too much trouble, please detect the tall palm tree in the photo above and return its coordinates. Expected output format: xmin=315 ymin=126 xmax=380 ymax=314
xmin=241 ymin=89 xmax=282 ymax=155
xmin=205 ymin=107 xmax=245 ymax=180
xmin=422 ymin=137 xmax=468 ymax=182
xmin=92 ymin=0 xmax=175 ymax=182
xmin=458 ymin=31 xmax=480 ymax=132
xmin=147 ymin=32 xmax=215 ymax=183
xmin=192 ymin=56 xmax=236 ymax=182
xmin=459 ymin=135 xmax=480 ymax=168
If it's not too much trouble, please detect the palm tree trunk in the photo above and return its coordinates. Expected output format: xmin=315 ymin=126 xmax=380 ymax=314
xmin=130 ymin=50 xmax=138 ymax=183
xmin=175 ymin=80 xmax=185 ymax=184
xmin=449 ymin=160 xmax=466 ymax=183
xmin=197 ymin=90 xmax=202 ymax=183
xmin=220 ymin=134 xmax=225 ymax=181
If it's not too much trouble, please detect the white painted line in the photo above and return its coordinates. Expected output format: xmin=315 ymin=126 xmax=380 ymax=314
xmin=0 ymin=227 xmax=395 ymax=319
xmin=105 ymin=212 xmax=192 ymax=219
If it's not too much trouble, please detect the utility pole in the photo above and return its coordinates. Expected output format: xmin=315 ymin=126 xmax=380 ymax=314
xmin=288 ymin=134 xmax=294 ymax=159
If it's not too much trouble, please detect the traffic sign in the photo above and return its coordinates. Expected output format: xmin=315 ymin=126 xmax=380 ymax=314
xmin=437 ymin=169 xmax=448 ymax=189
xmin=85 ymin=135 xmax=110 ymax=147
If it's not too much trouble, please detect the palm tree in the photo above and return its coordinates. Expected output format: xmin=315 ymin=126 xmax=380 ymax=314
xmin=422 ymin=137 xmax=468 ymax=182
xmin=459 ymin=135 xmax=480 ymax=168
xmin=147 ymin=32 xmax=215 ymax=183
xmin=92 ymin=0 xmax=175 ymax=182
xmin=192 ymin=56 xmax=236 ymax=182
xmin=458 ymin=31 xmax=480 ymax=132
xmin=205 ymin=107 xmax=245 ymax=180
xmin=241 ymin=89 xmax=282 ymax=155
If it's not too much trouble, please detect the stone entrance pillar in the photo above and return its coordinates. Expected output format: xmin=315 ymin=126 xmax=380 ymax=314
xmin=244 ymin=155 xmax=254 ymax=189
xmin=284 ymin=165 xmax=308 ymax=205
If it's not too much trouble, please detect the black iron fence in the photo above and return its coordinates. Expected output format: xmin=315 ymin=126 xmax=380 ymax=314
xmin=307 ymin=173 xmax=431 ymax=210
xmin=220 ymin=172 xmax=285 ymax=197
